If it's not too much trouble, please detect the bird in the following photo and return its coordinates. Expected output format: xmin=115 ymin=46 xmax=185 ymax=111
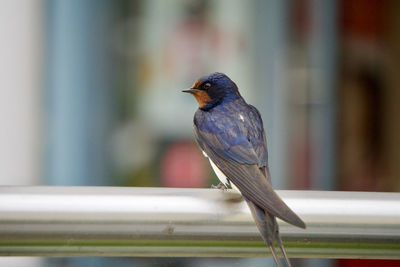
xmin=182 ymin=72 xmax=306 ymax=267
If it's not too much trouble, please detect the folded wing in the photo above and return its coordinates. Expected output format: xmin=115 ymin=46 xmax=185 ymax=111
xmin=194 ymin=110 xmax=305 ymax=228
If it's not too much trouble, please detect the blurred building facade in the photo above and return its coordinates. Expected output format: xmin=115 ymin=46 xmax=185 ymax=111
xmin=0 ymin=0 xmax=399 ymax=266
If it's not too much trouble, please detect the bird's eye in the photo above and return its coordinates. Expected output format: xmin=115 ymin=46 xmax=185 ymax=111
xmin=203 ymin=83 xmax=211 ymax=89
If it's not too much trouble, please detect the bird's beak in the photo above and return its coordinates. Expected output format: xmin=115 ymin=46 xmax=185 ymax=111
xmin=182 ymin=88 xmax=201 ymax=93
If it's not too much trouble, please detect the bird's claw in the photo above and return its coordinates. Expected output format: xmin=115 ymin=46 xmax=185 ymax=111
xmin=211 ymin=182 xmax=227 ymax=191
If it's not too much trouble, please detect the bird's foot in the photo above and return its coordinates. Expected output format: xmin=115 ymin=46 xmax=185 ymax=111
xmin=211 ymin=182 xmax=227 ymax=191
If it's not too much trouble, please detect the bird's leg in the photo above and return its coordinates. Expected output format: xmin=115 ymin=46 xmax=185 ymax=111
xmin=211 ymin=182 xmax=227 ymax=191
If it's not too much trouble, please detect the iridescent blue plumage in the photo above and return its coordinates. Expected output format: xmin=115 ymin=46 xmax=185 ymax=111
xmin=194 ymin=98 xmax=267 ymax=167
xmin=195 ymin=72 xmax=241 ymax=111
xmin=184 ymin=72 xmax=305 ymax=267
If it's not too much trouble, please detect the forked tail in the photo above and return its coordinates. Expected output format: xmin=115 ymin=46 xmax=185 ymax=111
xmin=244 ymin=197 xmax=292 ymax=267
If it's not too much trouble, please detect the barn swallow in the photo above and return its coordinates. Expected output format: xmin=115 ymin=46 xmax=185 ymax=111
xmin=183 ymin=72 xmax=305 ymax=267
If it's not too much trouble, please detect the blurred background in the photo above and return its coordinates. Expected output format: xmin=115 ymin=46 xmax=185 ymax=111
xmin=1 ymin=0 xmax=399 ymax=266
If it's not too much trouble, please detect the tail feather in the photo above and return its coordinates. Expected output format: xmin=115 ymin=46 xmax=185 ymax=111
xmin=244 ymin=196 xmax=292 ymax=267
xmin=268 ymin=244 xmax=281 ymax=267
xmin=274 ymin=218 xmax=292 ymax=267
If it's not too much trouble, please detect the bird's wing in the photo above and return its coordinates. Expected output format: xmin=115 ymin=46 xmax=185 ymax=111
xmin=194 ymin=105 xmax=267 ymax=167
xmin=194 ymin=109 xmax=305 ymax=229
xmin=246 ymin=105 xmax=268 ymax=169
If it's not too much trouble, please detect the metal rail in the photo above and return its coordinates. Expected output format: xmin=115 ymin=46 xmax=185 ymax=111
xmin=0 ymin=187 xmax=399 ymax=258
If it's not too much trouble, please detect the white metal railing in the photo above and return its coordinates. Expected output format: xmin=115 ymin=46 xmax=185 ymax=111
xmin=0 ymin=186 xmax=399 ymax=258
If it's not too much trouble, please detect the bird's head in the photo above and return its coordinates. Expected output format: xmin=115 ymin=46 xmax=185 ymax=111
xmin=182 ymin=72 xmax=241 ymax=110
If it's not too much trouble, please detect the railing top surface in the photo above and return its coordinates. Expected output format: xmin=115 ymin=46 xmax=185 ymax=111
xmin=0 ymin=187 xmax=399 ymax=258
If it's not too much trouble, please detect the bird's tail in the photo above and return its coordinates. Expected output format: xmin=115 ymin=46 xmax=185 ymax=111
xmin=244 ymin=197 xmax=292 ymax=267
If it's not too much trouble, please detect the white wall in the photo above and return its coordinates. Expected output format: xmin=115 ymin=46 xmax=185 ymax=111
xmin=0 ymin=0 xmax=43 ymax=185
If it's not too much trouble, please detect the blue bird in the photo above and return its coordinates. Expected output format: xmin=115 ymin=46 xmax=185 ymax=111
xmin=183 ymin=72 xmax=306 ymax=266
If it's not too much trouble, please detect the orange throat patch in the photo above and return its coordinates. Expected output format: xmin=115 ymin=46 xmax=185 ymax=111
xmin=192 ymin=91 xmax=211 ymax=108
